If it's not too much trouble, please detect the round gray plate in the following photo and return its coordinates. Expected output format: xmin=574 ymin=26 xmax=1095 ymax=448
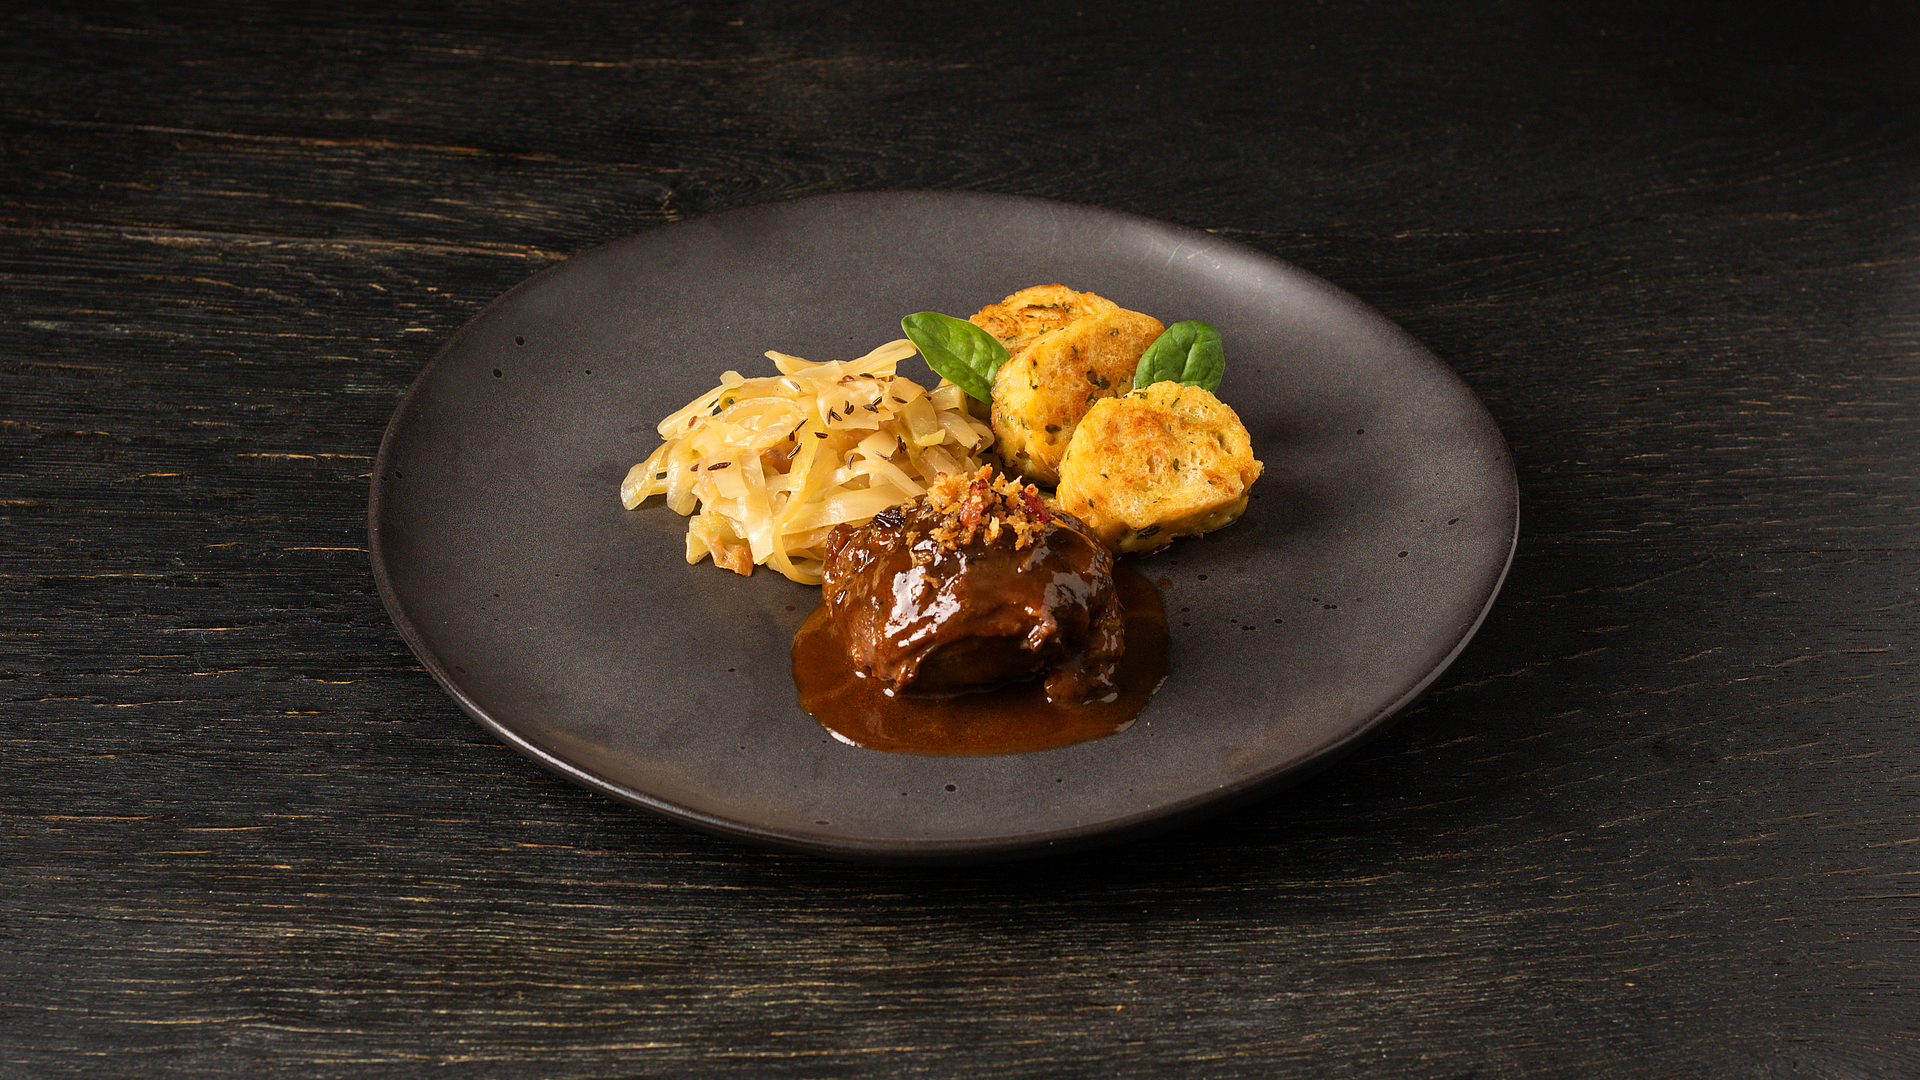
xmin=369 ymin=191 xmax=1517 ymax=864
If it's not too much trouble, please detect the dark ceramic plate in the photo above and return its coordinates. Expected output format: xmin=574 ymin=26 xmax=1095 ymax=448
xmin=369 ymin=191 xmax=1517 ymax=864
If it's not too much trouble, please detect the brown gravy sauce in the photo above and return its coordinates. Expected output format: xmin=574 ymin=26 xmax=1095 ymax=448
xmin=791 ymin=565 xmax=1168 ymax=756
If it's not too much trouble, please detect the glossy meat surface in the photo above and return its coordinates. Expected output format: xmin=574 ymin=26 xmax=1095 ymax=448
xmin=819 ymin=477 xmax=1124 ymax=702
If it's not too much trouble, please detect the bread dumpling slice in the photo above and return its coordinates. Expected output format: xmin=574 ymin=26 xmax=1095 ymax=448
xmin=969 ymin=284 xmax=1119 ymax=356
xmin=972 ymin=286 xmax=1164 ymax=486
xmin=1053 ymin=380 xmax=1263 ymax=552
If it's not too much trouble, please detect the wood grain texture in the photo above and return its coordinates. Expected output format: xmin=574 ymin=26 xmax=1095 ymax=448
xmin=3 ymin=0 xmax=1917 ymax=1077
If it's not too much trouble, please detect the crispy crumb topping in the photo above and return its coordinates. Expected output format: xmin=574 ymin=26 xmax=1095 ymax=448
xmin=917 ymin=465 xmax=1052 ymax=557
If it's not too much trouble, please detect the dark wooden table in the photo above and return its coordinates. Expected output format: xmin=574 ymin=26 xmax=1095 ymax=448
xmin=6 ymin=2 xmax=1917 ymax=1076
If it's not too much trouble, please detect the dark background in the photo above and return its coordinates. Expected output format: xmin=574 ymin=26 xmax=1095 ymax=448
xmin=4 ymin=1 xmax=1916 ymax=1076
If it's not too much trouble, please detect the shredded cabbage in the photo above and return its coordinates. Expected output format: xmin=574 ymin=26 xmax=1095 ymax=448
xmin=620 ymin=339 xmax=994 ymax=585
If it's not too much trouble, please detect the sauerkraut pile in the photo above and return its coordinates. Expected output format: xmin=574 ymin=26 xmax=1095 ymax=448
xmin=618 ymin=339 xmax=992 ymax=585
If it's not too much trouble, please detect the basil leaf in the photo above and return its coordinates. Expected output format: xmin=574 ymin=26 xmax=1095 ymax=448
xmin=901 ymin=311 xmax=1009 ymax=405
xmin=1134 ymin=320 xmax=1224 ymax=392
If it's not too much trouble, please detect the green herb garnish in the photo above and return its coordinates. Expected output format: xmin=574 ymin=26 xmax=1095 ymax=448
xmin=1134 ymin=320 xmax=1224 ymax=392
xmin=901 ymin=311 xmax=1010 ymax=405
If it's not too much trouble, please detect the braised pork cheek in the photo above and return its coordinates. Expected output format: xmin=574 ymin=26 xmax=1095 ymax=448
xmin=819 ymin=467 xmax=1124 ymax=703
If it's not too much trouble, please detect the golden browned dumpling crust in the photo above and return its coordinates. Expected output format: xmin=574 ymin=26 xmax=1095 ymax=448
xmin=972 ymin=286 xmax=1165 ymax=486
xmin=1053 ymin=381 xmax=1264 ymax=552
xmin=969 ymin=284 xmax=1120 ymax=357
